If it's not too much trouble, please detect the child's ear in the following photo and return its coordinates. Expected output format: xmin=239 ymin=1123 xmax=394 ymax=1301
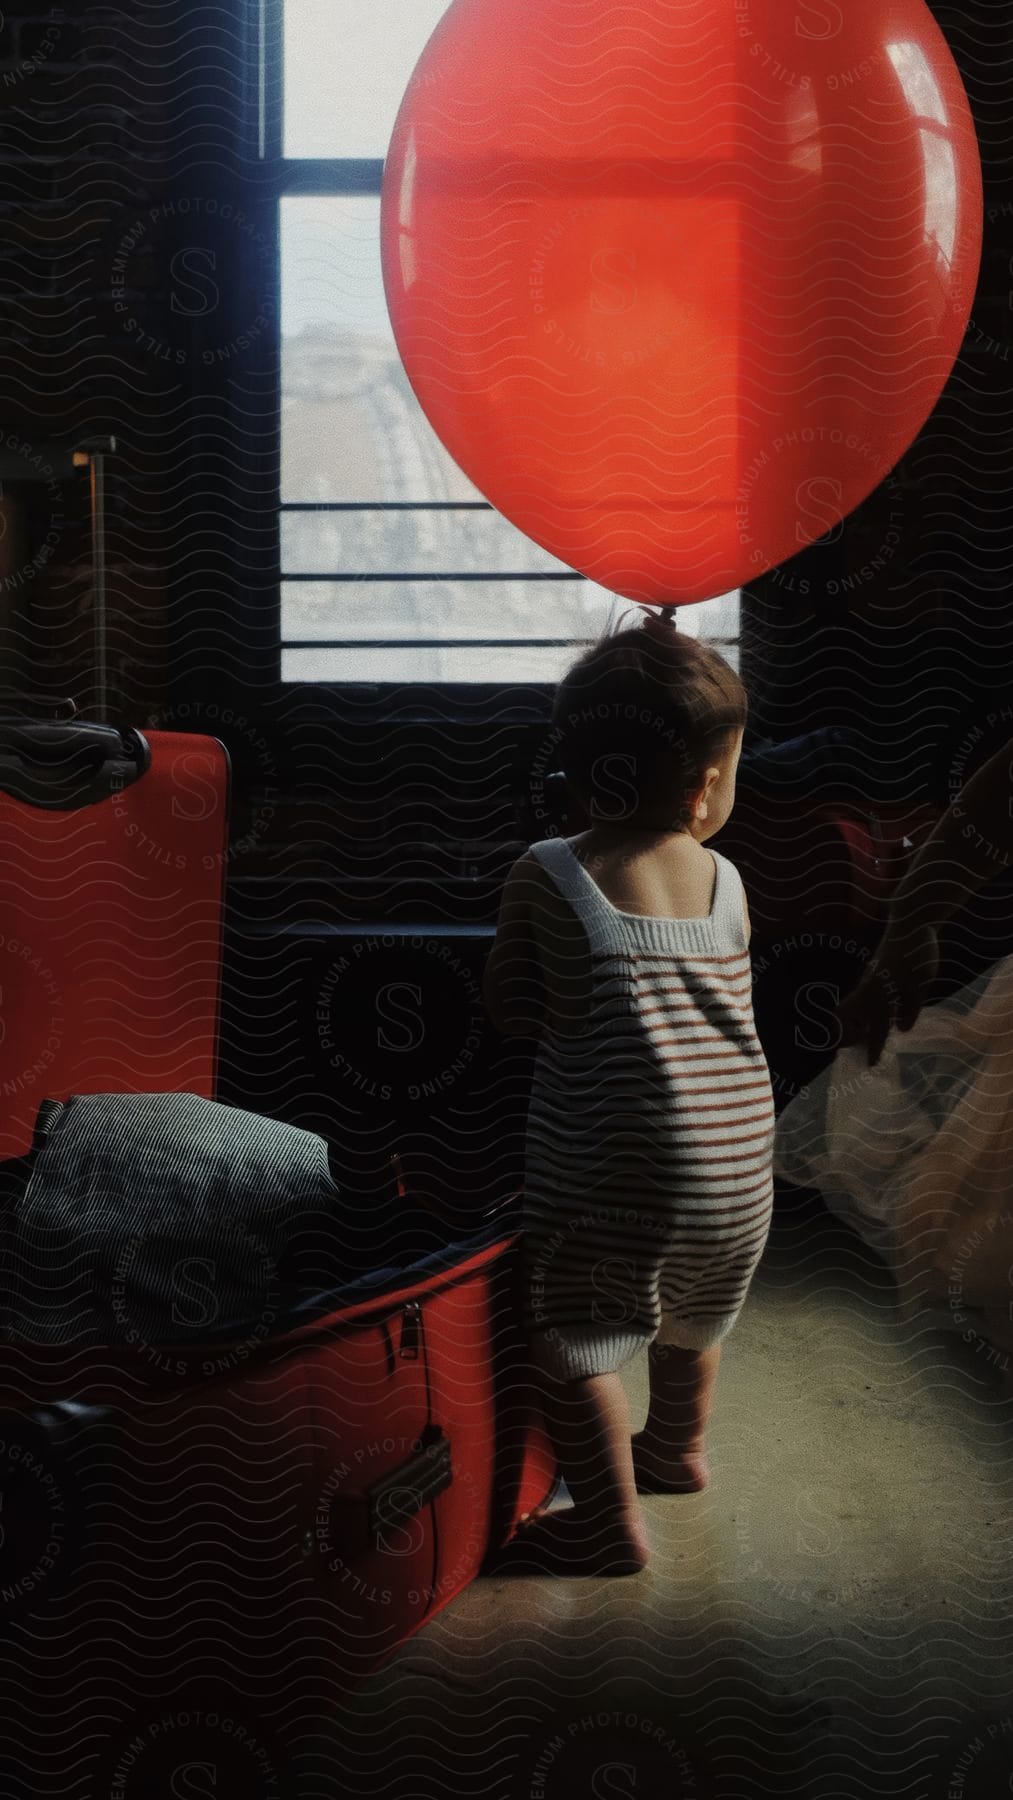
xmin=694 ymin=765 xmax=721 ymax=820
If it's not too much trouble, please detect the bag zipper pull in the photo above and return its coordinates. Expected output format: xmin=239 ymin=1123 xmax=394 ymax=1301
xmin=399 ymin=1301 xmax=421 ymax=1360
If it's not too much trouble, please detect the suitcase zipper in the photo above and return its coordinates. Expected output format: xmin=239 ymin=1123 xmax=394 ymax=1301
xmin=399 ymin=1302 xmax=422 ymax=1360
xmin=287 ymin=1235 xmax=516 ymax=1353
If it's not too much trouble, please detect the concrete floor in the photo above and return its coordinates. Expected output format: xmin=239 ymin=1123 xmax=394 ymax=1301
xmin=302 ymin=1197 xmax=1013 ymax=1799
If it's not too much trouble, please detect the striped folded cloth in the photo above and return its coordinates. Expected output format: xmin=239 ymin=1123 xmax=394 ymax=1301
xmin=1 ymin=1092 xmax=341 ymax=1348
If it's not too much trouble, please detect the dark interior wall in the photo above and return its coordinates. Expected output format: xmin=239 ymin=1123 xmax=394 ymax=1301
xmin=3 ymin=0 xmax=1011 ymax=851
xmin=745 ymin=1 xmax=1013 ymax=811
xmin=3 ymin=3 xmax=1013 ymax=1174
xmin=0 ymin=0 xmax=275 ymax=727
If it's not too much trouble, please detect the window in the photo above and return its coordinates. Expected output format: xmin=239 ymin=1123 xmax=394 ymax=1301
xmin=270 ymin=1 xmax=741 ymax=685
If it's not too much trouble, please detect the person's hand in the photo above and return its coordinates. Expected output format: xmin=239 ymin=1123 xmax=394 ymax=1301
xmin=836 ymin=922 xmax=940 ymax=1068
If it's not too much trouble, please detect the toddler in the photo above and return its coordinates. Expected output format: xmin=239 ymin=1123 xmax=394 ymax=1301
xmin=483 ymin=611 xmax=775 ymax=1574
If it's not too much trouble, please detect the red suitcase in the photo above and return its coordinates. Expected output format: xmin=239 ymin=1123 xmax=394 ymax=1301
xmin=0 ymin=714 xmax=554 ymax=1774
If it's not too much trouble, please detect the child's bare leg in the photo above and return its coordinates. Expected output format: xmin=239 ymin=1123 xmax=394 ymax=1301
xmin=632 ymin=1342 xmax=721 ymax=1494
xmin=505 ymin=1369 xmax=650 ymax=1575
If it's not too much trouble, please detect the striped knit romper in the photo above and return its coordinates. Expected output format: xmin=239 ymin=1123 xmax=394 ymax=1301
xmin=523 ymin=837 xmax=775 ymax=1382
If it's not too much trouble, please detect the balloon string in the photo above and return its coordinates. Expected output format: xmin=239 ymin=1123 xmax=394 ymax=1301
xmin=637 ymin=601 xmax=679 ymax=632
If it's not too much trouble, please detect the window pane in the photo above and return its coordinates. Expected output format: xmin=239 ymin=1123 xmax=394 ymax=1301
xmin=281 ymin=195 xmax=481 ymax=504
xmin=281 ymin=510 xmax=576 ymax=577
xmin=284 ymin=0 xmax=452 ymax=158
xmin=281 ymin=644 xmax=607 ymax=683
xmin=282 ymin=581 xmax=619 ymax=644
xmin=278 ymin=190 xmax=741 ymax=679
xmin=283 ymin=640 xmax=740 ymax=682
xmin=281 ymin=577 xmax=739 ymax=673
xmin=688 ymin=588 xmax=739 ymax=639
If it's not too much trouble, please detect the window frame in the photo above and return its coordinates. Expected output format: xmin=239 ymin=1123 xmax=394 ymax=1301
xmin=240 ymin=0 xmax=741 ymax=718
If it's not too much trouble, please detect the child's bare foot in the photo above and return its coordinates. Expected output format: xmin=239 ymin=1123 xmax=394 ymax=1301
xmin=491 ymin=1505 xmax=650 ymax=1578
xmin=632 ymin=1431 xmax=710 ymax=1494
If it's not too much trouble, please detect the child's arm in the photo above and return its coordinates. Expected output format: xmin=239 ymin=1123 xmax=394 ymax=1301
xmin=482 ymin=851 xmax=546 ymax=1037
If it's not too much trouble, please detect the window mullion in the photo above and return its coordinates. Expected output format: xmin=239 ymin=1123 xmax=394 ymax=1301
xmin=280 ymin=158 xmax=384 ymax=195
xmin=260 ymin=0 xmax=284 ymax=162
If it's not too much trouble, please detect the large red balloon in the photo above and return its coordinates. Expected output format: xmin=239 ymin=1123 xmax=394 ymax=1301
xmin=381 ymin=0 xmax=982 ymax=607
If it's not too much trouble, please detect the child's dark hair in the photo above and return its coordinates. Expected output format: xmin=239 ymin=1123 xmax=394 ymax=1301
xmin=552 ymin=609 xmax=748 ymax=830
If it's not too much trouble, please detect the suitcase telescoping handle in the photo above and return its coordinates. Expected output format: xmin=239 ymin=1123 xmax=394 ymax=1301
xmin=389 ymin=1152 xmax=518 ymax=1233
xmin=320 ymin=1426 xmax=454 ymax=1557
xmin=0 ymin=712 xmax=151 ymax=811
xmin=366 ymin=1425 xmax=453 ymax=1543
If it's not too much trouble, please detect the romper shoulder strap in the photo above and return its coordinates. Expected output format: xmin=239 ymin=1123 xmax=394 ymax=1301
xmin=528 ymin=838 xmax=750 ymax=957
xmin=710 ymin=849 xmax=750 ymax=953
xmin=526 ymin=837 xmax=615 ymax=955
